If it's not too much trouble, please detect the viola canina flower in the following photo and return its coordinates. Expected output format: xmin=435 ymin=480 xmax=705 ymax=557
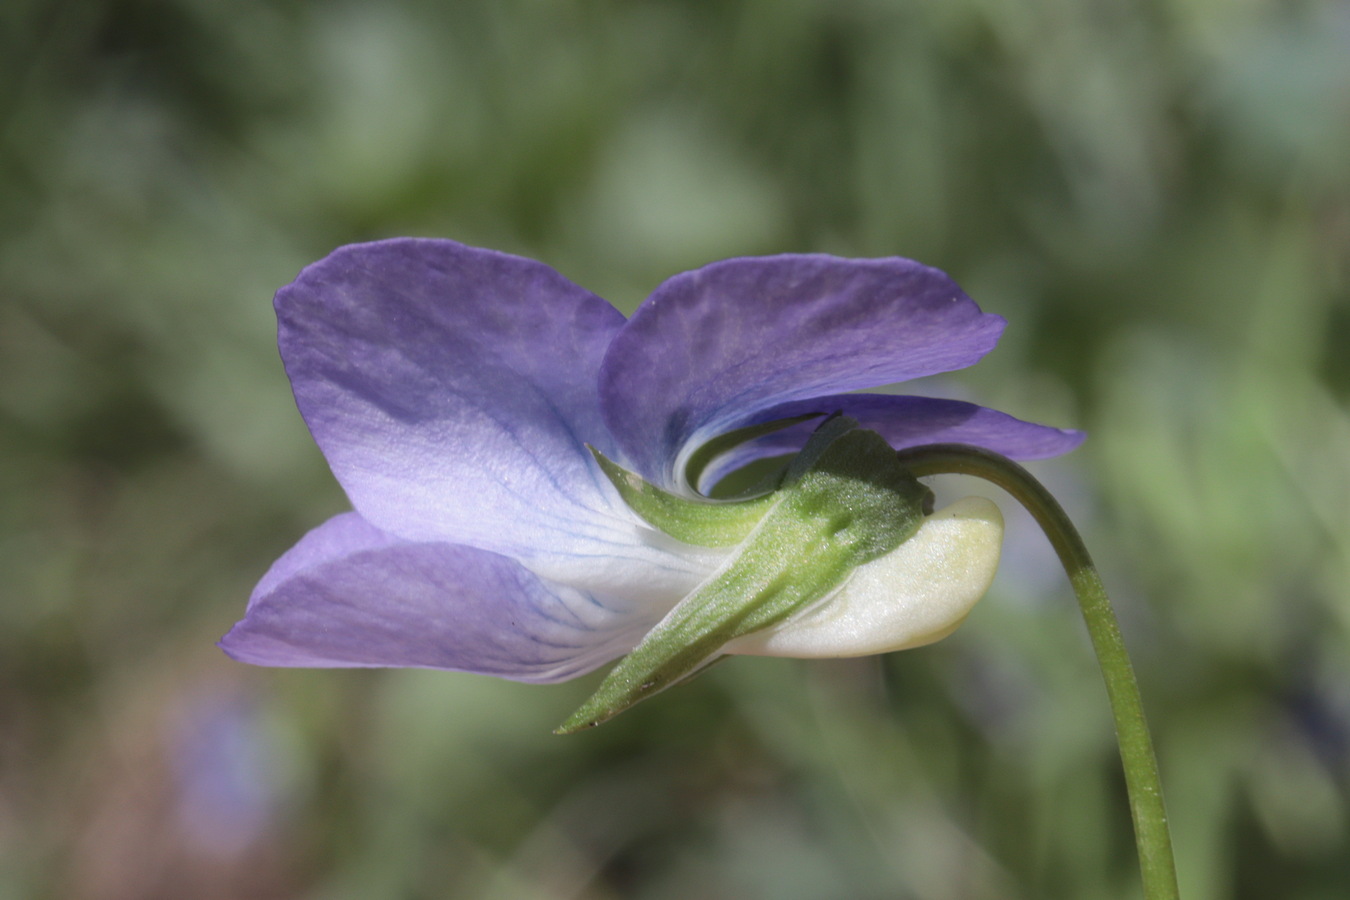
xmin=220 ymin=238 xmax=1083 ymax=731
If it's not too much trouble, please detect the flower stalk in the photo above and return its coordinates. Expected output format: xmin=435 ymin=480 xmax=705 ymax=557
xmin=894 ymin=443 xmax=1180 ymax=900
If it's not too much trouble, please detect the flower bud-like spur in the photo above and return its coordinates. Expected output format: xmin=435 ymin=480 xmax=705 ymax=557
xmin=557 ymin=417 xmax=1003 ymax=732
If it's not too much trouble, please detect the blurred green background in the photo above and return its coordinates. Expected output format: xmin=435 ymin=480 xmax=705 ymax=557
xmin=3 ymin=0 xmax=1348 ymax=897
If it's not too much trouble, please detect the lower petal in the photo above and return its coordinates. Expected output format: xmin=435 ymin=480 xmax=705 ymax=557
xmin=221 ymin=513 xmax=664 ymax=683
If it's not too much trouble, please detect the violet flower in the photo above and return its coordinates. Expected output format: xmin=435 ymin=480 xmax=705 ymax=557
xmin=221 ymin=239 xmax=1082 ymax=718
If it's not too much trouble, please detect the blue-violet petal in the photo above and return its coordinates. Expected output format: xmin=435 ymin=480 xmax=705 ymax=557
xmin=600 ymin=254 xmax=1005 ymax=488
xmin=697 ymin=394 xmax=1085 ymax=491
xmin=276 ymin=238 xmax=686 ymax=585
xmin=221 ymin=513 xmax=657 ymax=682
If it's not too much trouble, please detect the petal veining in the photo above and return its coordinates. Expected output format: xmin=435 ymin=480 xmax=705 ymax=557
xmin=600 ymin=254 xmax=1005 ymax=488
xmin=276 ymin=238 xmax=677 ymax=580
xmin=221 ymin=513 xmax=668 ymax=683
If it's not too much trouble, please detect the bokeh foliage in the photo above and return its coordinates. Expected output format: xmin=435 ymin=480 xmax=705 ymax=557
xmin=2 ymin=0 xmax=1348 ymax=897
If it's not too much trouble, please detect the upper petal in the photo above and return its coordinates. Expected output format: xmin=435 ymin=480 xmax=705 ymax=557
xmin=277 ymin=238 xmax=655 ymax=579
xmin=221 ymin=513 xmax=663 ymax=683
xmin=599 ymin=254 xmax=1005 ymax=488
xmin=696 ymin=394 xmax=1085 ymax=492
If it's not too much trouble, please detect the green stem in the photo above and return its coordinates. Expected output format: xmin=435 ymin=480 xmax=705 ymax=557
xmin=894 ymin=443 xmax=1180 ymax=900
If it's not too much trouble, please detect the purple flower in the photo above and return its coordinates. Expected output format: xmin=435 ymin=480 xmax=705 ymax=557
xmin=220 ymin=239 xmax=1081 ymax=685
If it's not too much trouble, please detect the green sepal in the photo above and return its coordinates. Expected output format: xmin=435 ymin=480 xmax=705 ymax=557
xmin=557 ymin=421 xmax=933 ymax=733
xmin=591 ymin=447 xmax=776 ymax=547
xmin=683 ymin=413 xmax=822 ymax=492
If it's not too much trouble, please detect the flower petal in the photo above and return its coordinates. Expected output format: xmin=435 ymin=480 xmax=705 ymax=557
xmin=276 ymin=238 xmax=677 ymax=583
xmin=600 ymin=254 xmax=1005 ymax=487
xmin=697 ymin=394 xmax=1085 ymax=492
xmin=220 ymin=513 xmax=658 ymax=683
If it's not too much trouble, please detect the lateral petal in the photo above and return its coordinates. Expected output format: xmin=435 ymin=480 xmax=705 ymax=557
xmin=696 ymin=394 xmax=1085 ymax=492
xmin=221 ymin=513 xmax=661 ymax=683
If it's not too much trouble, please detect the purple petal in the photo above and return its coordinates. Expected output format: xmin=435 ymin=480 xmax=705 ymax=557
xmin=277 ymin=238 xmax=648 ymax=573
xmin=221 ymin=513 xmax=658 ymax=683
xmin=600 ymin=254 xmax=1006 ymax=487
xmin=697 ymin=394 xmax=1086 ymax=491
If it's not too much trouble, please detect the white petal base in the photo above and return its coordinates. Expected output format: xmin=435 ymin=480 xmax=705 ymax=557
xmin=724 ymin=496 xmax=1003 ymax=658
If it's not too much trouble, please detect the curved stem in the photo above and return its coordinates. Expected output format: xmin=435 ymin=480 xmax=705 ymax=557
xmin=894 ymin=443 xmax=1180 ymax=900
